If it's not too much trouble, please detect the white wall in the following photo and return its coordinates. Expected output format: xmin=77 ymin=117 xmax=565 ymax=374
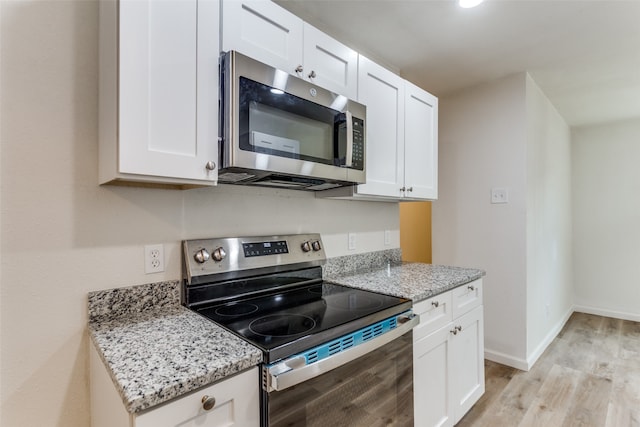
xmin=572 ymin=118 xmax=640 ymax=320
xmin=525 ymin=75 xmax=573 ymax=365
xmin=433 ymin=73 xmax=573 ymax=370
xmin=0 ymin=2 xmax=399 ymax=426
xmin=433 ymin=73 xmax=529 ymax=366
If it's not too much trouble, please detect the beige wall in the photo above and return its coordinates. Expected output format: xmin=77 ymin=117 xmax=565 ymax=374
xmin=0 ymin=2 xmax=400 ymax=426
xmin=399 ymin=202 xmax=432 ymax=263
xmin=433 ymin=73 xmax=529 ymax=367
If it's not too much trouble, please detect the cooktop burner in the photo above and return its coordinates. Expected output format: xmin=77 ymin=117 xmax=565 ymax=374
xmin=214 ymin=303 xmax=259 ymax=317
xmin=249 ymin=314 xmax=317 ymax=337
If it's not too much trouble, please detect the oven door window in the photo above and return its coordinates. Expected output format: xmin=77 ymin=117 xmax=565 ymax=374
xmin=238 ymin=77 xmax=346 ymax=166
xmin=266 ymin=331 xmax=413 ymax=427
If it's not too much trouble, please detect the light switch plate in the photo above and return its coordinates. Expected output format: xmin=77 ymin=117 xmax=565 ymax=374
xmin=491 ymin=187 xmax=509 ymax=204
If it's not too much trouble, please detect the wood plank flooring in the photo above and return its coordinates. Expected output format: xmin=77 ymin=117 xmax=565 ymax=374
xmin=456 ymin=312 xmax=640 ymax=427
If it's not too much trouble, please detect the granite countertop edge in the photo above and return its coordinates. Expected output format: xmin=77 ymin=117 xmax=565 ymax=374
xmin=326 ymin=262 xmax=486 ymax=302
xmin=89 ymin=305 xmax=263 ymax=414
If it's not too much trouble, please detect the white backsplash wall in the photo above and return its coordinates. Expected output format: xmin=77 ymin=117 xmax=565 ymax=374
xmin=0 ymin=2 xmax=399 ymax=427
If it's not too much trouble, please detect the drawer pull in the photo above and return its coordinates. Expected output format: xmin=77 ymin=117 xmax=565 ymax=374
xmin=431 ymin=301 xmax=439 ymax=308
xmin=202 ymin=395 xmax=216 ymax=411
xmin=468 ymin=285 xmax=475 ymax=291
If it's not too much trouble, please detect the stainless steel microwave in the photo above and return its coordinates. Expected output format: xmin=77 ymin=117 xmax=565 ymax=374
xmin=219 ymin=51 xmax=366 ymax=190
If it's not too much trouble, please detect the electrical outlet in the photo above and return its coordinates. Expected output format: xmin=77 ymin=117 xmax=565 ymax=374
xmin=144 ymin=244 xmax=165 ymax=274
xmin=348 ymin=233 xmax=356 ymax=251
xmin=384 ymin=230 xmax=391 ymax=246
xmin=491 ymin=187 xmax=509 ymax=204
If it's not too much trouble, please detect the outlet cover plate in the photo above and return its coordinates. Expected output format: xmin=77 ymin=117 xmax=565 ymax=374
xmin=144 ymin=244 xmax=165 ymax=274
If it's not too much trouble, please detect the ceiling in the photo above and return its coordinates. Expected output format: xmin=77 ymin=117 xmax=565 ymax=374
xmin=275 ymin=0 xmax=640 ymax=128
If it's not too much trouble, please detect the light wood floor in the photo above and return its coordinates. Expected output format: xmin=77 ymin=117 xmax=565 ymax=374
xmin=457 ymin=312 xmax=640 ymax=427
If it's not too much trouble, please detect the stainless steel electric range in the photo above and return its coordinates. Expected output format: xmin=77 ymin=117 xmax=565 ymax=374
xmin=183 ymin=233 xmax=418 ymax=427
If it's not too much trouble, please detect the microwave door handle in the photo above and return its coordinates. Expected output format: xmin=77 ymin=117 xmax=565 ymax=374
xmin=344 ymin=111 xmax=353 ymax=167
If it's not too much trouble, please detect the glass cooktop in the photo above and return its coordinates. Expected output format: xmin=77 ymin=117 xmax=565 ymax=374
xmin=196 ymin=282 xmax=411 ymax=363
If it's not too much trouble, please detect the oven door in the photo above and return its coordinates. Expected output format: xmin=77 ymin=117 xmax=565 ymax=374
xmin=263 ymin=329 xmax=415 ymax=427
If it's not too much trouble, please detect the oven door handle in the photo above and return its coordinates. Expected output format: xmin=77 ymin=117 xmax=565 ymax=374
xmin=263 ymin=313 xmax=419 ymax=392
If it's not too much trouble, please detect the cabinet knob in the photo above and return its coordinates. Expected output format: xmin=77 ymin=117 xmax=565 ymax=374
xmin=407 ymin=187 xmax=413 ymax=192
xmin=201 ymin=395 xmax=216 ymax=411
xmin=295 ymin=65 xmax=303 ymax=74
xmin=400 ymin=187 xmax=406 ymax=192
xmin=468 ymin=285 xmax=475 ymax=291
xmin=308 ymin=70 xmax=316 ymax=79
xmin=431 ymin=301 xmax=439 ymax=308
xmin=205 ymin=161 xmax=216 ymax=171
xmin=455 ymin=325 xmax=462 ymax=332
xmin=450 ymin=328 xmax=458 ymax=335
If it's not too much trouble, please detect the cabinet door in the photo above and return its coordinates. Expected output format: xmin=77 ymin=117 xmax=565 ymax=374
xmin=118 ymin=0 xmax=218 ymax=182
xmin=356 ymin=55 xmax=405 ymax=198
xmin=221 ymin=0 xmax=303 ymax=74
xmin=404 ymin=81 xmax=438 ymax=200
xmin=302 ymin=23 xmax=358 ymax=99
xmin=135 ymin=368 xmax=260 ymax=427
xmin=414 ymin=325 xmax=454 ymax=427
xmin=451 ymin=306 xmax=485 ymax=424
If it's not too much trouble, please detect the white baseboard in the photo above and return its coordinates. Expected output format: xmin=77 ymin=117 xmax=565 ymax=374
xmin=484 ymin=305 xmax=574 ymax=372
xmin=525 ymin=305 xmax=574 ymax=370
xmin=485 ymin=305 xmax=640 ymax=372
xmin=484 ymin=349 xmax=529 ymax=371
xmin=573 ymin=305 xmax=640 ymax=322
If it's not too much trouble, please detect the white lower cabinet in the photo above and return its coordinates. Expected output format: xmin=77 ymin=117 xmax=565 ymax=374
xmin=413 ymin=279 xmax=485 ymax=427
xmin=90 ymin=344 xmax=259 ymax=427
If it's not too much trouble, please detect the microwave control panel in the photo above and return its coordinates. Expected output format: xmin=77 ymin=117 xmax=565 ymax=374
xmin=351 ymin=117 xmax=365 ymax=170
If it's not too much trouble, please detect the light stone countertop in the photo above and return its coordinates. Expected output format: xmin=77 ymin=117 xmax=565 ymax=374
xmin=326 ymin=262 xmax=485 ymax=301
xmin=88 ymin=281 xmax=262 ymax=414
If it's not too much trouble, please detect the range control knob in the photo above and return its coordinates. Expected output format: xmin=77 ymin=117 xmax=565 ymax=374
xmin=311 ymin=240 xmax=322 ymax=251
xmin=194 ymin=249 xmax=210 ymax=264
xmin=212 ymin=247 xmax=226 ymax=262
xmin=301 ymin=241 xmax=311 ymax=252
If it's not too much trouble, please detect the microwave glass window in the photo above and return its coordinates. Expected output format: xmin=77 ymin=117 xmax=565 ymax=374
xmin=248 ymin=102 xmax=333 ymax=160
xmin=238 ymin=77 xmax=342 ymax=165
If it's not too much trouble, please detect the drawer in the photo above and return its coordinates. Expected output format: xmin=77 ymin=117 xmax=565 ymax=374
xmin=413 ymin=291 xmax=453 ymax=341
xmin=452 ymin=279 xmax=483 ymax=319
xmin=135 ymin=367 xmax=259 ymax=427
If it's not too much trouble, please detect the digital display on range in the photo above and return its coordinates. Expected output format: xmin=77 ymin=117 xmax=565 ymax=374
xmin=243 ymin=241 xmax=289 ymax=257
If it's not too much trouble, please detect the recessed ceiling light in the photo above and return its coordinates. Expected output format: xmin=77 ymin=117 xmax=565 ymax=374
xmin=459 ymin=0 xmax=484 ymax=8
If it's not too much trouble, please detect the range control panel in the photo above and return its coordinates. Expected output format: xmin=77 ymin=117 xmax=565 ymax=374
xmin=183 ymin=233 xmax=326 ymax=285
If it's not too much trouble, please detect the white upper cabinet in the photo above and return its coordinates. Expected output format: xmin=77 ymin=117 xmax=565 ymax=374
xmin=355 ymin=55 xmax=406 ymax=198
xmin=404 ymin=81 xmax=438 ymax=200
xmin=318 ymin=55 xmax=438 ymax=201
xmin=221 ymin=0 xmax=303 ymax=74
xmin=221 ymin=0 xmax=357 ymax=98
xmin=99 ymin=0 xmax=219 ymax=187
xmin=302 ymin=23 xmax=358 ymax=99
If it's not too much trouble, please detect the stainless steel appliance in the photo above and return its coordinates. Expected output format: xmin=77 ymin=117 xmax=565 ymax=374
xmin=219 ymin=52 xmax=366 ymax=190
xmin=183 ymin=233 xmax=417 ymax=426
